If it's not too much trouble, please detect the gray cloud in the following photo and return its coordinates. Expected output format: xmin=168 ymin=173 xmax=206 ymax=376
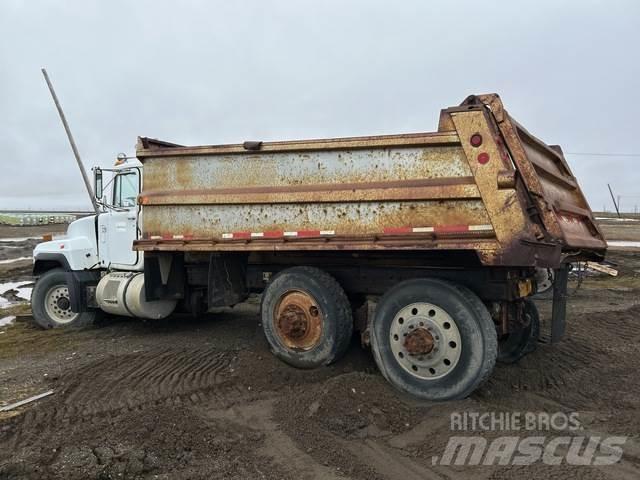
xmin=1 ymin=0 xmax=638 ymax=212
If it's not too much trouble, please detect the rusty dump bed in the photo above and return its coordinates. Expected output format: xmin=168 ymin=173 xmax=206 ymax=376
xmin=133 ymin=94 xmax=606 ymax=267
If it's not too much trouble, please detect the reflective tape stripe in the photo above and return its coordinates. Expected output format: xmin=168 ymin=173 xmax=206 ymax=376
xmin=433 ymin=225 xmax=469 ymax=234
xmin=222 ymin=230 xmax=336 ymax=240
xmin=297 ymin=230 xmax=321 ymax=237
xmin=149 ymin=225 xmax=494 ymax=242
xmin=468 ymin=224 xmax=494 ymax=231
xmin=384 ymin=224 xmax=494 ymax=235
xmin=383 ymin=227 xmax=413 ymax=234
xmin=263 ymin=231 xmax=284 ymax=238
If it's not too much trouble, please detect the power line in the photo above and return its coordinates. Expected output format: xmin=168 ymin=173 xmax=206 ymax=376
xmin=564 ymin=152 xmax=640 ymax=157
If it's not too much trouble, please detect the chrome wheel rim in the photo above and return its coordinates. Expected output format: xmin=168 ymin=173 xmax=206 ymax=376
xmin=44 ymin=285 xmax=78 ymax=324
xmin=389 ymin=302 xmax=462 ymax=380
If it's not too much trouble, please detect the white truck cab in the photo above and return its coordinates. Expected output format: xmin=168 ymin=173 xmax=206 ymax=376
xmin=30 ymin=157 xmax=170 ymax=328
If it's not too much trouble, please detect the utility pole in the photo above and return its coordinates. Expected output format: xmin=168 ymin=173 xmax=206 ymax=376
xmin=41 ymin=68 xmax=99 ymax=213
xmin=607 ymin=184 xmax=620 ymax=218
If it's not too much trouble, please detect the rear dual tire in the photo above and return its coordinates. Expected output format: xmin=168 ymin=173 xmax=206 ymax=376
xmin=261 ymin=267 xmax=353 ymax=368
xmin=261 ymin=269 xmax=498 ymax=401
xmin=371 ymin=279 xmax=497 ymax=401
xmin=498 ymin=299 xmax=540 ymax=364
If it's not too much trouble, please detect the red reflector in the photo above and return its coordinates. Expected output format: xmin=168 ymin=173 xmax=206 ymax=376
xmin=477 ymin=152 xmax=490 ymax=165
xmin=470 ymin=133 xmax=483 ymax=147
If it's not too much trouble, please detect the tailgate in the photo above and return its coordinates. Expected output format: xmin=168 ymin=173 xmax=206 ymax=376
xmin=465 ymin=95 xmax=607 ymax=254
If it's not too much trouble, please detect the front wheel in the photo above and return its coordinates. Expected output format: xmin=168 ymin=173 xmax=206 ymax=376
xmin=370 ymin=279 xmax=497 ymax=401
xmin=31 ymin=269 xmax=96 ymax=329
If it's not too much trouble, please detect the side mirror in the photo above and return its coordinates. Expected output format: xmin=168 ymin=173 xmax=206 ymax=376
xmin=94 ymin=168 xmax=103 ymax=200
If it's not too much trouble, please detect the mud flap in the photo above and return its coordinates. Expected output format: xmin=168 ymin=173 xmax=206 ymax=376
xmin=208 ymin=254 xmax=248 ymax=307
xmin=66 ymin=271 xmax=101 ymax=313
xmin=550 ymin=265 xmax=569 ymax=343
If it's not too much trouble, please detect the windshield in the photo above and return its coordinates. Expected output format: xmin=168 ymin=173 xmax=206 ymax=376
xmin=113 ymin=171 xmax=139 ymax=208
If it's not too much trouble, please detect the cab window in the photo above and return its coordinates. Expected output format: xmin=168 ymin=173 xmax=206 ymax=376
xmin=113 ymin=171 xmax=139 ymax=208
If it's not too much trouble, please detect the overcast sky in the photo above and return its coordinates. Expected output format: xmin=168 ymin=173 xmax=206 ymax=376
xmin=1 ymin=0 xmax=638 ymax=212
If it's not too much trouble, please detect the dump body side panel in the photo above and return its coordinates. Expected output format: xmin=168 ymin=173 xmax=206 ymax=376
xmin=137 ymin=135 xmax=512 ymax=263
xmin=140 ymin=145 xmax=493 ymax=237
xmin=134 ymin=94 xmax=605 ymax=267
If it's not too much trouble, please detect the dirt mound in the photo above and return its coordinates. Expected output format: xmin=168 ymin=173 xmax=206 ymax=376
xmin=2 ymin=404 xmax=289 ymax=480
xmin=277 ymin=371 xmax=422 ymax=440
xmin=270 ymin=371 xmax=427 ymax=478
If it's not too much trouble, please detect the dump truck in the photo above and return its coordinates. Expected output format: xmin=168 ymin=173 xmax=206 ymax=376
xmin=31 ymin=94 xmax=607 ymax=400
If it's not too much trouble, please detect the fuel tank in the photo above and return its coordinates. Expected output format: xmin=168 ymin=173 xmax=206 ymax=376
xmin=96 ymin=271 xmax=176 ymax=319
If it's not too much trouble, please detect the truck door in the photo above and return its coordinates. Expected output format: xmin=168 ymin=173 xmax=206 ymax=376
xmin=99 ymin=169 xmax=141 ymax=268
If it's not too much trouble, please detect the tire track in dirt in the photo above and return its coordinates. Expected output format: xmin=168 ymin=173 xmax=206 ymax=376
xmin=4 ymin=348 xmax=268 ymax=450
xmin=57 ymin=348 xmax=232 ymax=413
xmin=201 ymin=398 xmax=346 ymax=480
xmin=483 ymin=306 xmax=640 ymax=420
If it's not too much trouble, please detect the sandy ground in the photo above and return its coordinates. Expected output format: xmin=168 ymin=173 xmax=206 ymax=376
xmin=0 ymin=223 xmax=639 ymax=479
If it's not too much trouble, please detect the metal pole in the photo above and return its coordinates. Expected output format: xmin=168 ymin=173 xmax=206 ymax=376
xmin=607 ymin=183 xmax=620 ymax=218
xmin=41 ymin=68 xmax=99 ymax=213
xmin=550 ymin=264 xmax=569 ymax=343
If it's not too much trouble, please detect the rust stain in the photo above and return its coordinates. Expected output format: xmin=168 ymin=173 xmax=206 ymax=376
xmin=137 ymin=131 xmax=460 ymax=158
xmin=141 ymin=178 xmax=480 ymax=205
xmin=404 ymin=328 xmax=435 ymax=355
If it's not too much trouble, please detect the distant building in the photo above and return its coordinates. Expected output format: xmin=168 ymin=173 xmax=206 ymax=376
xmin=0 ymin=212 xmax=77 ymax=226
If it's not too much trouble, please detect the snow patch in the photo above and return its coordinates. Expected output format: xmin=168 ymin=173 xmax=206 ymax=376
xmin=0 ymin=256 xmax=32 ymax=264
xmin=0 ymin=237 xmax=40 ymax=242
xmin=607 ymin=241 xmax=640 ymax=248
xmin=0 ymin=281 xmax=33 ymax=307
xmin=0 ymin=316 xmax=16 ymax=327
xmin=596 ymin=217 xmax=640 ymax=222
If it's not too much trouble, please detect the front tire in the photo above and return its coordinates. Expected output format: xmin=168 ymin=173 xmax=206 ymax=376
xmin=370 ymin=279 xmax=497 ymax=401
xmin=31 ymin=269 xmax=96 ymax=329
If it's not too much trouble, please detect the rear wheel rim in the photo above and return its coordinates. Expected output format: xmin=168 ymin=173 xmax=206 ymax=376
xmin=273 ymin=289 xmax=323 ymax=351
xmin=44 ymin=284 xmax=78 ymax=324
xmin=389 ymin=302 xmax=462 ymax=380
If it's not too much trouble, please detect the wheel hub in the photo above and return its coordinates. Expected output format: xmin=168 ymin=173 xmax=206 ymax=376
xmin=404 ymin=327 xmax=434 ymax=355
xmin=279 ymin=304 xmax=310 ymax=339
xmin=389 ymin=302 xmax=462 ymax=380
xmin=56 ymin=296 xmax=70 ymax=310
xmin=274 ymin=290 xmax=323 ymax=351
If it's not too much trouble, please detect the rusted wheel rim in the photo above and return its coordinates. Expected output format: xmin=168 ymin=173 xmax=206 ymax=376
xmin=389 ymin=302 xmax=462 ymax=380
xmin=274 ymin=290 xmax=323 ymax=351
